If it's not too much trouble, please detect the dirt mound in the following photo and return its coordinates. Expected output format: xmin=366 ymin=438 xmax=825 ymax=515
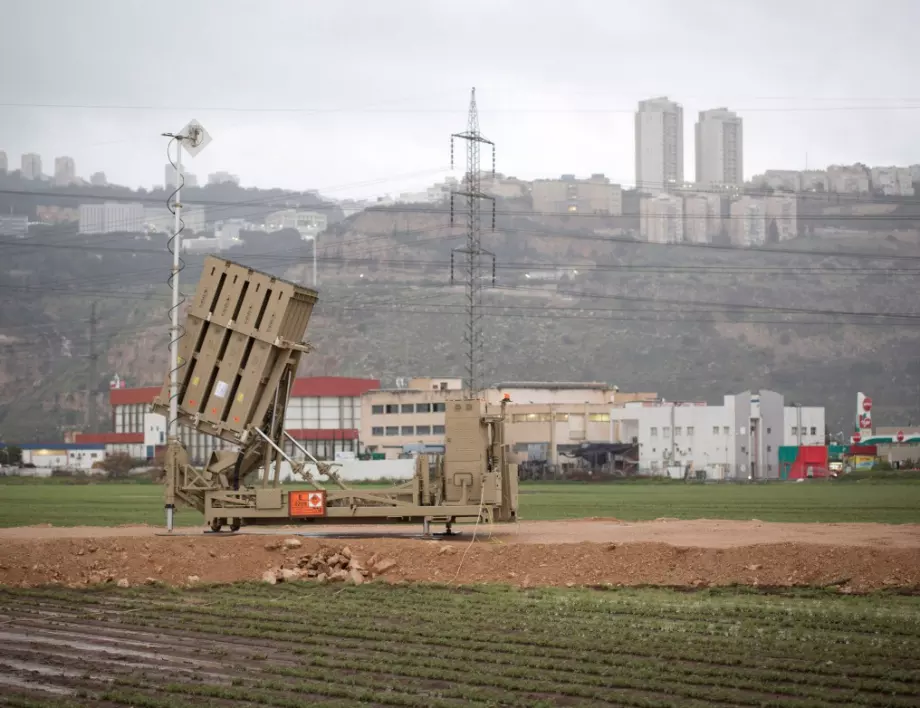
xmin=1 ymin=533 xmax=918 ymax=593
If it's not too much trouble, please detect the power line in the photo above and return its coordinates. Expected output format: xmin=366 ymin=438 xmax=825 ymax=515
xmin=6 ymin=100 xmax=920 ymax=113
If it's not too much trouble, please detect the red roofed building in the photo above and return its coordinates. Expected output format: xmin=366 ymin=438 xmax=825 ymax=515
xmin=77 ymin=376 xmax=380 ymax=463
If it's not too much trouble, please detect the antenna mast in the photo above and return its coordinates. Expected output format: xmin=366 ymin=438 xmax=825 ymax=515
xmin=449 ymin=87 xmax=496 ymax=397
xmin=161 ymin=119 xmax=211 ymax=532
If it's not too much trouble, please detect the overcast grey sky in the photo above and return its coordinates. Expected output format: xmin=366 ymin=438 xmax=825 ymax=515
xmin=3 ymin=0 xmax=919 ymax=197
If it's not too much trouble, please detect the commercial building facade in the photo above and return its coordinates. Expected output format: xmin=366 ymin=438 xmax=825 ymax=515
xmin=635 ymin=97 xmax=683 ymax=192
xmin=695 ymin=108 xmax=743 ymax=186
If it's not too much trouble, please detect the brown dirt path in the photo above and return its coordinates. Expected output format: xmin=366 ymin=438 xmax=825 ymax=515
xmin=1 ymin=518 xmax=919 ymax=547
xmin=1 ymin=519 xmax=918 ymax=592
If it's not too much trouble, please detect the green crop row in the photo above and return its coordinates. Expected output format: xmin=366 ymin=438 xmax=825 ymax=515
xmin=2 ymin=583 xmax=919 ymax=708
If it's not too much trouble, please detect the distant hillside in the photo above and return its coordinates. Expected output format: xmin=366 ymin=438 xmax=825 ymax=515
xmin=2 ymin=200 xmax=920 ymax=441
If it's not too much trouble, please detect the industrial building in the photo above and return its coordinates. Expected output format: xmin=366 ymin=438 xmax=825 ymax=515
xmin=361 ymin=380 xmax=655 ymax=460
xmin=15 ymin=443 xmax=106 ymax=472
xmin=611 ymin=390 xmax=825 ymax=479
xmin=75 ymin=376 xmax=380 ymax=464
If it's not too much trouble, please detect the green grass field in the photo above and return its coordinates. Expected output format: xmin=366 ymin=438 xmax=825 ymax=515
xmin=1 ymin=479 xmax=919 ymax=527
xmin=1 ymin=583 xmax=918 ymax=706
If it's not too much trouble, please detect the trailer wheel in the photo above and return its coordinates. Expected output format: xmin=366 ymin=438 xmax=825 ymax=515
xmin=209 ymin=518 xmax=224 ymax=533
xmin=229 ymin=519 xmax=241 ymax=532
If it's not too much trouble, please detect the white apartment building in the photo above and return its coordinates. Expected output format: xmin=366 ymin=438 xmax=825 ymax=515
xmin=682 ymin=193 xmax=722 ymax=244
xmin=265 ymin=209 xmax=327 ymax=239
xmin=53 ymin=156 xmax=76 ymax=186
xmin=532 ymin=174 xmax=622 ymax=215
xmin=143 ymin=205 xmax=206 ymax=234
xmin=827 ymin=165 xmax=870 ymax=194
xmin=695 ymin=108 xmax=743 ymax=186
xmin=165 ymin=164 xmax=200 ymax=189
xmin=766 ymin=195 xmax=797 ymax=241
xmin=640 ymin=193 xmax=684 ymax=243
xmin=611 ymin=390 xmax=825 ymax=479
xmin=635 ymin=97 xmax=683 ymax=193
xmin=78 ymin=202 xmax=146 ymax=234
xmin=0 ymin=151 xmax=8 ymax=172
xmin=757 ymin=170 xmax=801 ymax=192
xmin=729 ymin=196 xmax=767 ymax=246
xmin=800 ymin=170 xmax=829 ymax=192
xmin=0 ymin=215 xmax=29 ymax=238
xmin=21 ymin=153 xmax=42 ymax=180
xmin=482 ymin=175 xmax=525 ymax=200
xmin=869 ymin=166 xmax=914 ymax=197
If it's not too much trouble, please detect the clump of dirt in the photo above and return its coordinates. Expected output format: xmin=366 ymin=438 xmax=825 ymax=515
xmin=1 ymin=533 xmax=918 ymax=594
xmin=259 ymin=542 xmax=398 ymax=585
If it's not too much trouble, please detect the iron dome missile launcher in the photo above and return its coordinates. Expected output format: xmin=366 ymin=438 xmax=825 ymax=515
xmin=151 ymin=256 xmax=518 ymax=534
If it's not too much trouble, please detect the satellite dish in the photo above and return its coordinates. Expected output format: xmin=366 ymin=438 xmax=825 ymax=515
xmin=179 ymin=119 xmax=212 ymax=158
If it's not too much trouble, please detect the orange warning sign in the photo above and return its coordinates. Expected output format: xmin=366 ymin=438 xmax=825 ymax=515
xmin=289 ymin=490 xmax=326 ymax=517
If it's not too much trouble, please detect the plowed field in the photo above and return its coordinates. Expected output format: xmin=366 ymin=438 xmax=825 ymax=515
xmin=0 ymin=583 xmax=918 ymax=707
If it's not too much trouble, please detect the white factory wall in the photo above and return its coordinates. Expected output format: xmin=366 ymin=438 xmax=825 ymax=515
xmin=275 ymin=459 xmax=415 ymax=482
xmin=145 ymin=412 xmax=167 ymax=448
xmin=615 ymin=402 xmax=737 ymax=478
xmin=782 ymin=407 xmax=825 ymax=446
xmin=612 ymin=394 xmax=826 ymax=479
xmin=22 ymin=447 xmax=105 ymax=470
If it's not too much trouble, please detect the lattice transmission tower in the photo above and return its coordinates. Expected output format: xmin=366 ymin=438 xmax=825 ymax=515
xmin=450 ymin=87 xmax=496 ymax=397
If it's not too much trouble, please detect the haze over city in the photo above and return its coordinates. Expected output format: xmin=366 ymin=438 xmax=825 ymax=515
xmin=4 ymin=0 xmax=920 ymax=196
